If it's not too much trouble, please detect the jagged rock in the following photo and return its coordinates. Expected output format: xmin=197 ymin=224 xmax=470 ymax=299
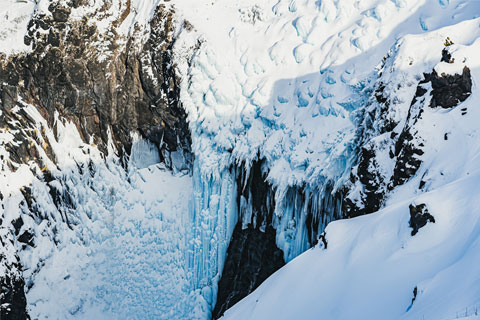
xmin=409 ymin=203 xmax=435 ymax=236
xmin=441 ymin=48 xmax=452 ymax=63
xmin=213 ymin=224 xmax=285 ymax=319
xmin=49 ymin=5 xmax=71 ymax=23
xmin=0 ymin=230 xmax=29 ymax=320
xmin=0 ymin=274 xmax=29 ymax=320
xmin=429 ymin=67 xmax=472 ymax=109
xmin=0 ymin=2 xmax=191 ymax=168
xmin=391 ymin=130 xmax=424 ymax=189
xmin=318 ymin=231 xmax=328 ymax=249
xmin=0 ymin=2 xmax=193 ymax=318
xmin=344 ymin=44 xmax=473 ymax=219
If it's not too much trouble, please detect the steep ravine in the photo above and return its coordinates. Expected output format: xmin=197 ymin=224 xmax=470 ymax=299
xmin=0 ymin=1 xmax=474 ymax=319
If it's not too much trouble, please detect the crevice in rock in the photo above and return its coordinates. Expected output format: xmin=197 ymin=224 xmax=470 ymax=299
xmin=213 ymin=160 xmax=284 ymax=319
xmin=213 ymin=160 xmax=344 ymax=318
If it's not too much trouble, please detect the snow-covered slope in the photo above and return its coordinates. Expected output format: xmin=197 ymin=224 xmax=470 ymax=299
xmin=173 ymin=0 xmax=480 ymax=262
xmin=223 ymin=169 xmax=480 ymax=320
xmin=174 ymin=0 xmax=480 ymax=185
xmin=0 ymin=103 xmax=206 ymax=319
xmin=171 ymin=0 xmax=480 ymax=318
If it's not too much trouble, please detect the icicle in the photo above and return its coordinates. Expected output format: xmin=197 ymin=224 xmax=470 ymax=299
xmin=186 ymin=160 xmax=238 ymax=308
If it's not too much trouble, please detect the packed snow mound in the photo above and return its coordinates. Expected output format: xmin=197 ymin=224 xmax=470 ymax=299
xmin=0 ymin=102 xmax=209 ymax=319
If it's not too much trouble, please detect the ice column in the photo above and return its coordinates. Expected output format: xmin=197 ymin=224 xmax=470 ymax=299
xmin=186 ymin=160 xmax=238 ymax=306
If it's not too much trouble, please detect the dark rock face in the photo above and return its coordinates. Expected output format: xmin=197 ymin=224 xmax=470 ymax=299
xmin=346 ymin=77 xmax=428 ymax=217
xmin=441 ymin=48 xmax=452 ymax=63
xmin=1 ymin=2 xmax=191 ymax=168
xmin=389 ymin=81 xmax=428 ymax=189
xmin=343 ymin=79 xmax=396 ymax=218
xmin=213 ymin=224 xmax=284 ymax=319
xmin=346 ymin=144 xmax=386 ymax=218
xmin=213 ymin=161 xmax=285 ymax=319
xmin=0 ymin=231 xmax=29 ymax=320
xmin=0 ymin=274 xmax=29 ymax=320
xmin=345 ymin=50 xmax=473 ymax=218
xmin=214 ymin=161 xmax=343 ymax=318
xmin=409 ymin=203 xmax=435 ymax=236
xmin=429 ymin=66 xmax=472 ymax=109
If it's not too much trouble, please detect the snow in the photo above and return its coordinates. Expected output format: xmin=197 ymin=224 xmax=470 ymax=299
xmin=174 ymin=0 xmax=480 ymax=186
xmin=0 ymin=102 xmax=213 ymax=319
xmin=0 ymin=0 xmax=166 ymax=57
xmin=173 ymin=0 xmax=480 ymax=264
xmin=0 ymin=0 xmax=36 ymax=54
xmin=128 ymin=133 xmax=161 ymax=170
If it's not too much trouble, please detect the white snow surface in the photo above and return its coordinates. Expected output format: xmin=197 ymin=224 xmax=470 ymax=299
xmin=200 ymin=4 xmax=480 ymax=319
xmin=223 ymin=169 xmax=480 ymax=320
xmin=0 ymin=0 xmax=36 ymax=54
xmin=0 ymin=103 xmax=211 ymax=319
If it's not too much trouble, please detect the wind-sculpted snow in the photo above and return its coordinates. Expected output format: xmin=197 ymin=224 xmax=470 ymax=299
xmin=171 ymin=0 xmax=480 ymax=317
xmin=174 ymin=0 xmax=480 ymax=262
xmin=175 ymin=0 xmax=480 ymax=185
xmin=223 ymin=169 xmax=480 ymax=320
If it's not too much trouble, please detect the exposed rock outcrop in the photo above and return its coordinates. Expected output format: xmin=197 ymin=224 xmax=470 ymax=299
xmin=344 ymin=49 xmax=472 ymax=218
xmin=429 ymin=66 xmax=472 ymax=109
xmin=0 ymin=229 xmax=29 ymax=320
xmin=213 ymin=224 xmax=284 ymax=319
xmin=214 ymin=161 xmax=343 ymax=318
xmin=1 ymin=2 xmax=191 ymax=168
xmin=409 ymin=203 xmax=435 ymax=236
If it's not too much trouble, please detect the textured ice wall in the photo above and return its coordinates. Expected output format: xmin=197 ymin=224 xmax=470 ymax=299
xmin=186 ymin=161 xmax=238 ymax=310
